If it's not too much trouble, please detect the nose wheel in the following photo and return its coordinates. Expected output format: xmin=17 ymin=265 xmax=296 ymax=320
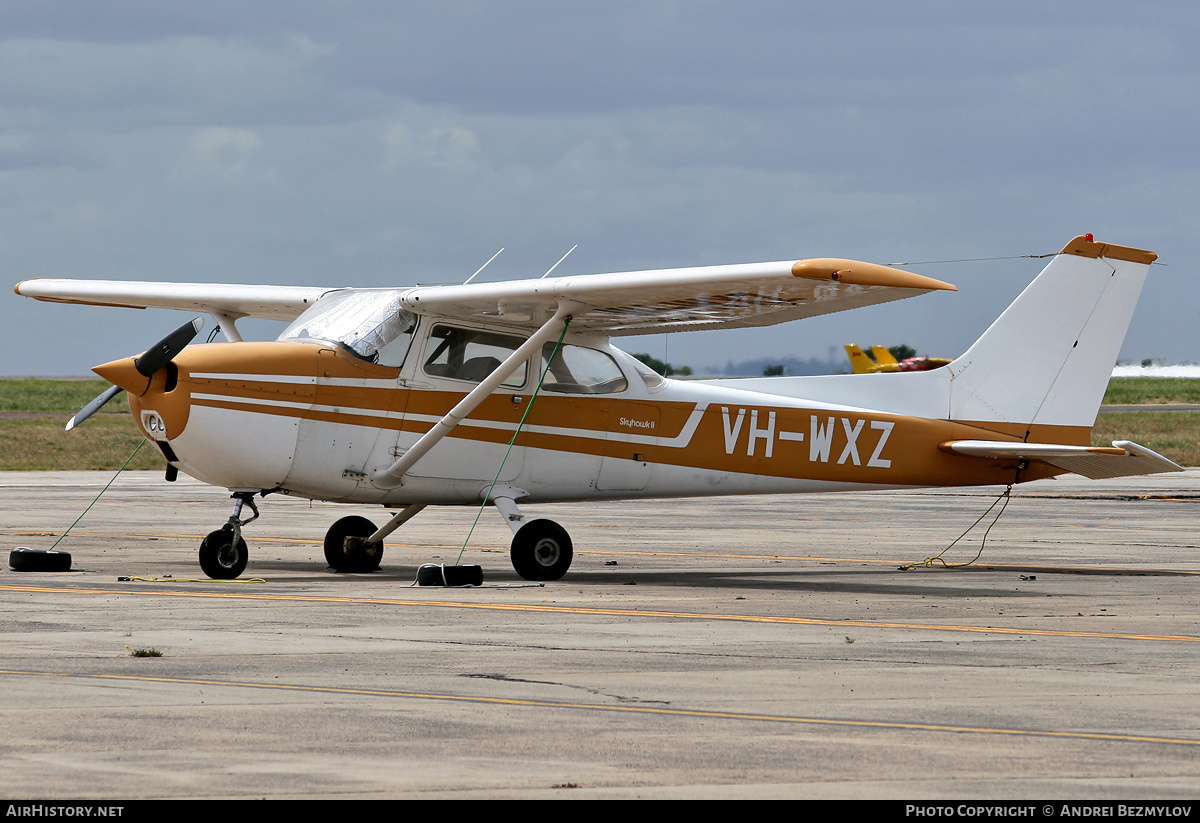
xmin=198 ymin=492 xmax=258 ymax=580
xmin=199 ymin=527 xmax=248 ymax=579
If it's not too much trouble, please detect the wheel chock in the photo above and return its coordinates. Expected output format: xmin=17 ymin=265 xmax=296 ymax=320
xmin=9 ymin=548 xmax=72 ymax=572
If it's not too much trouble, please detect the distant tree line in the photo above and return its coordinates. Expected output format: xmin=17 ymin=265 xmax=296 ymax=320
xmin=633 ymin=347 xmax=923 ymax=378
xmin=715 ymin=354 xmax=846 ymax=377
xmin=632 ymin=353 xmax=692 ymax=376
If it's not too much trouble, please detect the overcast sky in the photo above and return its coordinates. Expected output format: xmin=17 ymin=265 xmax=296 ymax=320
xmin=3 ymin=1 xmax=1197 ymax=376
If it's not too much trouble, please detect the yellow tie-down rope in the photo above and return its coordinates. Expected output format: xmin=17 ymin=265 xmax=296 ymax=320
xmin=900 ymin=484 xmax=1013 ymax=570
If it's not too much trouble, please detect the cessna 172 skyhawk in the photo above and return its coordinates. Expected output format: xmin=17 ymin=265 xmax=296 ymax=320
xmin=14 ymin=234 xmax=1180 ymax=580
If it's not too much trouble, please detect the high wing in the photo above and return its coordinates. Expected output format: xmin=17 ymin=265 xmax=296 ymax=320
xmin=399 ymin=258 xmax=955 ymax=335
xmin=13 ymin=279 xmax=332 ymax=321
xmin=15 ymin=257 xmax=955 ymax=336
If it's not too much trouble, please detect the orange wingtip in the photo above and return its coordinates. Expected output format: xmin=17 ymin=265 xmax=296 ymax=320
xmin=791 ymin=259 xmax=956 ymax=291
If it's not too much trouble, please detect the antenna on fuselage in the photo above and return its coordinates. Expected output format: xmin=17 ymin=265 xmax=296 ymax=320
xmin=463 ymin=248 xmax=504 ymax=285
xmin=541 ymin=244 xmax=578 ymax=279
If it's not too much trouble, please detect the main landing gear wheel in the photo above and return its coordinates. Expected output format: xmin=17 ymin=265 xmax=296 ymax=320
xmin=324 ymin=515 xmax=383 ymax=572
xmin=199 ymin=527 xmax=248 ymax=580
xmin=510 ymin=519 xmax=573 ymax=581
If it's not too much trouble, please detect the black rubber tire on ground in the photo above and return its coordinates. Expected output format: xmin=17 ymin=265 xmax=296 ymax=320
xmin=416 ymin=563 xmax=484 ymax=587
xmin=198 ymin=528 xmax=248 ymax=580
xmin=323 ymin=515 xmax=383 ymax=572
xmin=510 ymin=519 xmax=573 ymax=581
xmin=9 ymin=548 xmax=72 ymax=572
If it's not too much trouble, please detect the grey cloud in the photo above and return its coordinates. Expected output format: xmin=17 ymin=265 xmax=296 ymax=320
xmin=2 ymin=1 xmax=1198 ymax=376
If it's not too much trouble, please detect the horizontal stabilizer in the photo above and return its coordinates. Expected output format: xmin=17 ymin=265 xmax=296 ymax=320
xmin=941 ymin=439 xmax=1183 ymax=480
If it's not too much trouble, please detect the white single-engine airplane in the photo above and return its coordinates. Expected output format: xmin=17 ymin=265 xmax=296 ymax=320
xmin=14 ymin=234 xmax=1180 ymax=580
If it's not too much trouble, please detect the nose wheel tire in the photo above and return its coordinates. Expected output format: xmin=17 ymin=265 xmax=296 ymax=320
xmin=510 ymin=519 xmax=573 ymax=581
xmin=324 ymin=515 xmax=383 ymax=572
xmin=199 ymin=528 xmax=248 ymax=579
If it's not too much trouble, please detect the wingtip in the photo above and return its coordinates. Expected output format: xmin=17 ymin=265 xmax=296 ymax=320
xmin=791 ymin=258 xmax=957 ymax=291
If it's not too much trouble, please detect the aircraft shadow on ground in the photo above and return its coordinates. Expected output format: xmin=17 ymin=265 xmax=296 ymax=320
xmin=239 ymin=557 xmax=1182 ymax=598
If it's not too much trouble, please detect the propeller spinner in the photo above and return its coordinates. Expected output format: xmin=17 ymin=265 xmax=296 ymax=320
xmin=66 ymin=317 xmax=204 ymax=431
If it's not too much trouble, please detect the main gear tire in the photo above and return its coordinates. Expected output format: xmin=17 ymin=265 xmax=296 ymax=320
xmin=510 ymin=519 xmax=573 ymax=581
xmin=324 ymin=516 xmax=383 ymax=572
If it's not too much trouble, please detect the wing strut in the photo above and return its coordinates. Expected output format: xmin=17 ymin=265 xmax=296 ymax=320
xmin=366 ymin=503 xmax=427 ymax=544
xmin=207 ymin=310 xmax=244 ymax=342
xmin=369 ymin=303 xmax=576 ymax=490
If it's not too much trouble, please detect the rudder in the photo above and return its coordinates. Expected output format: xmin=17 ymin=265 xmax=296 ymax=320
xmin=946 ymin=236 xmax=1157 ymax=436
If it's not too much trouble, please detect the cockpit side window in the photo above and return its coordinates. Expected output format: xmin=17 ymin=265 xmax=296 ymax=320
xmin=278 ymin=290 xmax=417 ymax=367
xmin=539 ymin=344 xmax=628 ymax=394
xmin=423 ymin=325 xmax=527 ymax=387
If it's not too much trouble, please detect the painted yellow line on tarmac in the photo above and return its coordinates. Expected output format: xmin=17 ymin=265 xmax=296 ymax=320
xmin=3 ymin=583 xmax=1198 ymax=643
xmin=0 ymin=668 xmax=1196 ymax=749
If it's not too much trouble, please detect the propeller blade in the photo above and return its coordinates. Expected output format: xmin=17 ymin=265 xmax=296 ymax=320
xmin=134 ymin=317 xmax=204 ymax=377
xmin=67 ymin=317 xmax=203 ymax=432
xmin=65 ymin=384 xmax=124 ymax=432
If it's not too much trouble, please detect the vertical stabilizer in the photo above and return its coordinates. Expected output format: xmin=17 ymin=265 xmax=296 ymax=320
xmin=870 ymin=345 xmax=899 ymax=367
xmin=844 ymin=344 xmax=875 ymax=374
xmin=947 ymin=236 xmax=1157 ymax=434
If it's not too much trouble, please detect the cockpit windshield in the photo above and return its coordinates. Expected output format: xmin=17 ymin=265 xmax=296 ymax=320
xmin=277 ymin=289 xmax=417 ymax=367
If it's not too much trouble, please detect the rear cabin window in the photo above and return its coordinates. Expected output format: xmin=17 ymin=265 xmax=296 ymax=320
xmin=423 ymin=325 xmax=527 ymax=388
xmin=540 ymin=344 xmax=628 ymax=394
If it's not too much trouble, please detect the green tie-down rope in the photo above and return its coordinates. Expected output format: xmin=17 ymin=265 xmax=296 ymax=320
xmin=49 ymin=440 xmax=145 ymax=551
xmin=456 ymin=317 xmax=571 ymax=562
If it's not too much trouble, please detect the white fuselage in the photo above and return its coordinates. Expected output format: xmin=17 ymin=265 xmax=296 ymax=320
xmin=119 ymin=322 xmax=1050 ymax=509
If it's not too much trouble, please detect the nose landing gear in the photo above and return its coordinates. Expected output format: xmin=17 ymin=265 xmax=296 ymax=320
xmin=198 ymin=528 xmax=247 ymax=579
xmin=198 ymin=492 xmax=258 ymax=580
